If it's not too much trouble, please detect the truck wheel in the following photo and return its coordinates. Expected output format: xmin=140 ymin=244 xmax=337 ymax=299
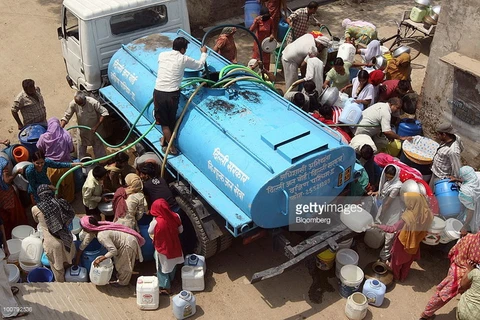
xmin=175 ymin=196 xmax=233 ymax=258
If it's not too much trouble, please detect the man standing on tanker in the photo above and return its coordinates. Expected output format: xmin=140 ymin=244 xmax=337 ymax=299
xmin=153 ymin=37 xmax=207 ymax=155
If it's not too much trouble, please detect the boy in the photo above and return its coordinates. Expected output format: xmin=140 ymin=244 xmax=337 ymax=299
xmin=82 ymin=166 xmax=108 ymax=221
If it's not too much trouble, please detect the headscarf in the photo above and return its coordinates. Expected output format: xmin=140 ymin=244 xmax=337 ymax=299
xmin=221 ymin=27 xmax=236 ymax=36
xmin=150 ymin=199 xmax=183 ymax=259
xmin=0 ymin=157 xmax=9 ymax=190
xmin=398 ymin=192 xmax=433 ymax=254
xmin=458 ymin=166 xmax=480 ymax=233
xmin=79 ymin=215 xmax=145 ymax=246
xmin=125 ymin=173 xmax=143 ymax=196
xmin=369 ymin=70 xmax=384 ymax=86
xmin=342 ymin=18 xmax=376 ymax=30
xmin=36 ymin=117 xmax=73 ymax=162
xmin=378 ymin=164 xmax=403 ymax=199
xmin=36 ymin=184 xmax=75 ymax=252
xmin=361 ymin=40 xmax=381 ymax=63
xmin=315 ymin=36 xmax=332 ymax=47
xmin=385 ymin=53 xmax=411 ymax=81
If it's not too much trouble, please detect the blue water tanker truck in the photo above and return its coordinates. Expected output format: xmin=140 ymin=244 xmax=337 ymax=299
xmin=97 ymin=30 xmax=363 ymax=282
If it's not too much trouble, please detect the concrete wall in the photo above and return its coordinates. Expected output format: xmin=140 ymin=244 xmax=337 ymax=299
xmin=419 ymin=0 xmax=480 ymax=169
xmin=187 ymin=0 xmax=245 ymax=29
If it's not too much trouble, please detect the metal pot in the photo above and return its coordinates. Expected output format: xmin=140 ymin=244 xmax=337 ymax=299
xmin=392 ymin=46 xmax=411 ymax=58
xmin=373 ymin=55 xmax=387 ymax=71
xmin=261 ymin=38 xmax=278 ymax=54
xmin=80 ymin=156 xmax=94 ymax=177
xmin=414 ymin=0 xmax=430 ymax=8
xmin=423 ymin=14 xmax=438 ymax=26
xmin=319 ymin=87 xmax=339 ymax=107
xmin=12 ymin=161 xmax=32 ymax=192
xmin=431 ymin=5 xmax=441 ymax=15
xmin=98 ymin=193 xmax=114 ymax=216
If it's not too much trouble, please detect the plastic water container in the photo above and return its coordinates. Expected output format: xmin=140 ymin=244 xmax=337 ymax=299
xmin=185 ymin=254 xmax=206 ymax=273
xmin=18 ymin=124 xmax=46 ymax=158
xmin=27 ymin=267 xmax=54 ymax=283
xmin=362 ymin=279 xmax=386 ymax=307
xmin=336 ymin=249 xmax=359 ymax=279
xmin=41 ymin=252 xmax=50 ymax=267
xmin=12 ymin=225 xmax=35 ymax=240
xmin=0 ymin=150 xmax=13 ymax=172
xmin=7 ymin=264 xmax=21 ymax=284
xmin=172 ymin=290 xmax=197 ymax=320
xmin=19 ymin=233 xmax=43 ymax=266
xmin=316 ymin=249 xmax=336 ymax=270
xmin=90 ymin=258 xmax=114 ymax=286
xmin=19 ymin=261 xmax=42 ymax=273
xmin=440 ymin=218 xmax=463 ymax=244
xmin=80 ymin=156 xmax=94 ymax=177
xmin=397 ymin=119 xmax=422 ymax=137
xmin=435 ymin=179 xmax=462 ymax=218
xmin=69 ymin=217 xmax=82 ymax=235
xmin=337 ymin=238 xmax=354 ymax=250
xmin=337 ymin=43 xmax=356 ymax=64
xmin=181 ymin=266 xmax=205 ymax=291
xmin=278 ymin=18 xmax=289 ymax=42
xmin=139 ymin=222 xmax=155 ymax=262
xmin=244 ymin=0 xmax=261 ymax=28
xmin=136 ymin=276 xmax=159 ymax=310
xmin=410 ymin=6 xmax=428 ymax=23
xmin=340 ymin=206 xmax=373 ymax=233
xmin=345 ymin=292 xmax=368 ymax=320
xmin=65 ymin=265 xmax=89 ymax=282
xmin=81 ymin=238 xmax=108 ymax=274
xmin=364 ymin=228 xmax=385 ymax=249
xmin=339 ymin=100 xmax=363 ymax=125
xmin=423 ymin=216 xmax=447 ymax=246
xmin=339 ymin=265 xmax=364 ymax=299
xmin=6 ymin=239 xmax=22 ymax=263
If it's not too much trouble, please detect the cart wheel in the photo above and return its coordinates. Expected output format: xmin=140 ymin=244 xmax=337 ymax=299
xmin=390 ymin=37 xmax=422 ymax=61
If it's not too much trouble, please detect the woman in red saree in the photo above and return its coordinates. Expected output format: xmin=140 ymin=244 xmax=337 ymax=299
xmin=0 ymin=157 xmax=27 ymax=239
xmin=148 ymin=199 xmax=184 ymax=294
xmin=250 ymin=7 xmax=275 ymax=71
xmin=420 ymin=233 xmax=480 ymax=319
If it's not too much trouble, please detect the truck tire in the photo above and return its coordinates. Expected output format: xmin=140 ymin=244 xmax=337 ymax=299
xmin=175 ymin=196 xmax=233 ymax=259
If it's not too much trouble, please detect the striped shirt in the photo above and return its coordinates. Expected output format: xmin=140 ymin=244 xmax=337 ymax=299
xmin=11 ymin=87 xmax=47 ymax=126
xmin=431 ymin=138 xmax=463 ymax=178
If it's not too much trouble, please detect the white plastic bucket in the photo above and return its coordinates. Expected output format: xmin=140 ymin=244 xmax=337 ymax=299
xmin=422 ymin=216 xmax=446 ymax=246
xmin=19 ymin=261 xmax=42 ymax=273
xmin=7 ymin=264 xmax=21 ymax=284
xmin=340 ymin=265 xmax=365 ymax=299
xmin=6 ymin=239 xmax=22 ymax=263
xmin=345 ymin=292 xmax=368 ymax=319
xmin=12 ymin=225 xmax=35 ymax=240
xmin=440 ymin=218 xmax=463 ymax=244
xmin=337 ymin=238 xmax=354 ymax=250
xmin=336 ymin=249 xmax=359 ymax=278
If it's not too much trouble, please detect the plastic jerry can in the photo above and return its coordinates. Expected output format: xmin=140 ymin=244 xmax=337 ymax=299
xmin=339 ymin=100 xmax=363 ymax=125
xmin=19 ymin=233 xmax=43 ymax=266
xmin=89 ymin=258 xmax=114 ymax=286
xmin=185 ymin=254 xmax=206 ymax=273
xmin=181 ymin=266 xmax=205 ymax=291
xmin=172 ymin=290 xmax=197 ymax=319
xmin=65 ymin=265 xmax=88 ymax=282
xmin=337 ymin=43 xmax=356 ymax=64
xmin=362 ymin=279 xmax=386 ymax=307
xmin=136 ymin=276 xmax=159 ymax=310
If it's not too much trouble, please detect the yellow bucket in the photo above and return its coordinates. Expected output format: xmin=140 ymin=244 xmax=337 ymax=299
xmin=316 ymin=249 xmax=336 ymax=270
xmin=386 ymin=139 xmax=402 ymax=157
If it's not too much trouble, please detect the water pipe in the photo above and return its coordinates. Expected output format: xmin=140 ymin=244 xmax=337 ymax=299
xmin=219 ymin=64 xmax=250 ymax=78
xmin=224 ymin=68 xmax=263 ymax=79
xmin=284 ymin=79 xmax=305 ymax=95
xmin=161 ymin=82 xmax=207 ymax=178
xmin=221 ymin=76 xmax=277 ymax=92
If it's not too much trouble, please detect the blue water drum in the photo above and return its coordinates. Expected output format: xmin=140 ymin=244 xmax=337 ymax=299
xmin=138 ymin=215 xmax=155 ymax=262
xmin=81 ymin=238 xmax=108 ymax=274
xmin=435 ymin=179 xmax=462 ymax=218
xmin=18 ymin=124 xmax=46 ymax=159
xmin=244 ymin=0 xmax=261 ymax=28
xmin=278 ymin=18 xmax=289 ymax=41
xmin=72 ymin=158 xmax=85 ymax=193
xmin=2 ymin=144 xmax=20 ymax=166
xmin=397 ymin=119 xmax=422 ymax=137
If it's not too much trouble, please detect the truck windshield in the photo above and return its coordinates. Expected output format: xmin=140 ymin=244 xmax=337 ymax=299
xmin=110 ymin=5 xmax=168 ymax=36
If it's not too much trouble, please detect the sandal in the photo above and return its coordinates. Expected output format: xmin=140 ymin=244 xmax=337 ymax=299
xmin=11 ymin=286 xmax=19 ymax=296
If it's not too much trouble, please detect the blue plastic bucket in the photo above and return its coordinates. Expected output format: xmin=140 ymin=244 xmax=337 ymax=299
xmin=397 ymin=119 xmax=422 ymax=137
xmin=18 ymin=124 xmax=46 ymax=159
xmin=244 ymin=0 xmax=261 ymax=28
xmin=27 ymin=267 xmax=54 ymax=283
xmin=82 ymin=238 xmax=108 ymax=274
xmin=435 ymin=179 xmax=462 ymax=218
xmin=138 ymin=215 xmax=154 ymax=262
xmin=278 ymin=18 xmax=289 ymax=41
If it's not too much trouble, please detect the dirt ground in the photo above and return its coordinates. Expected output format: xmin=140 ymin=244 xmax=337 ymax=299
xmin=0 ymin=0 xmax=458 ymax=319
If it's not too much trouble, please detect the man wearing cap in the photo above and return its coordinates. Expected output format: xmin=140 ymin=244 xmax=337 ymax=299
xmin=281 ymin=33 xmax=330 ymax=90
xmin=430 ymin=122 xmax=464 ymax=191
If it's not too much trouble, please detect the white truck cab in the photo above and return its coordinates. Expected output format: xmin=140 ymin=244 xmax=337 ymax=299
xmin=58 ymin=0 xmax=190 ymax=91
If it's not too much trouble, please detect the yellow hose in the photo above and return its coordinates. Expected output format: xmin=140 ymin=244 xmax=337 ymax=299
xmin=161 ymin=82 xmax=207 ymax=178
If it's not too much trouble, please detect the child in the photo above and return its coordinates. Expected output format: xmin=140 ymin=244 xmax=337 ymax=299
xmin=82 ymin=165 xmax=108 ymax=221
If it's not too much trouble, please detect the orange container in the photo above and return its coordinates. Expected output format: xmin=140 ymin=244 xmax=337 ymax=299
xmin=13 ymin=145 xmax=29 ymax=163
